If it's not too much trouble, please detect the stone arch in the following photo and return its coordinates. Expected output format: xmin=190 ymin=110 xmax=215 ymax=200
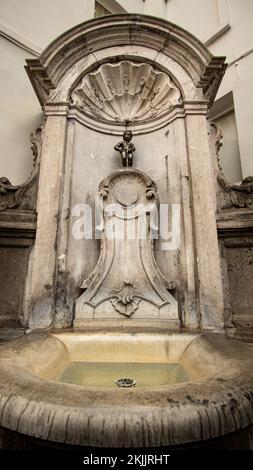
xmin=26 ymin=14 xmax=226 ymax=108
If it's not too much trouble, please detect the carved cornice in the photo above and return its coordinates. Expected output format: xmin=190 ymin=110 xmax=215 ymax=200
xmin=25 ymin=60 xmax=54 ymax=107
xmin=232 ymin=315 xmax=253 ymax=327
xmin=197 ymin=57 xmax=227 ymax=107
xmin=67 ymin=103 xmax=184 ymax=135
xmin=44 ymin=103 xmax=70 ymax=116
xmin=0 ymin=210 xmax=37 ymax=246
xmin=0 ymin=126 xmax=42 ymax=212
xmin=66 ymin=101 xmax=208 ymax=135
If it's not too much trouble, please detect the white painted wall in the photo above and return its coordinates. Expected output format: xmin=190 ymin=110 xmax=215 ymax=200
xmin=215 ymin=111 xmax=242 ymax=183
xmin=0 ymin=0 xmax=95 ymax=183
xmin=117 ymin=0 xmax=220 ymax=40
xmin=0 ymin=0 xmax=94 ymax=50
xmin=208 ymin=0 xmax=253 ymax=179
xmin=0 ymin=0 xmax=252 ymax=183
xmin=0 ymin=36 xmax=42 ymax=184
xmin=116 ymin=0 xmax=253 ymax=180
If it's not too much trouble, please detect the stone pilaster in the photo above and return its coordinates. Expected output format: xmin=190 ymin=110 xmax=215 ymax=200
xmin=185 ymin=108 xmax=224 ymax=329
xmin=28 ymin=105 xmax=68 ymax=329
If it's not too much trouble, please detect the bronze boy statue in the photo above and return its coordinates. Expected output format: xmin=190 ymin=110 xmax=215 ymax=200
xmin=114 ymin=130 xmax=135 ymax=167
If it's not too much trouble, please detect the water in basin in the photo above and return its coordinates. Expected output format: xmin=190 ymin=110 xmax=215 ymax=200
xmin=57 ymin=362 xmax=189 ymax=388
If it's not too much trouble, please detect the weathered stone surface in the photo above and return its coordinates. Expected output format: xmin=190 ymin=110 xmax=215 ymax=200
xmin=23 ymin=15 xmax=227 ymax=332
xmin=0 ymin=247 xmax=30 ymax=327
xmin=217 ymin=218 xmax=253 ymax=342
xmin=185 ymin=114 xmax=224 ymax=329
xmin=0 ymin=125 xmax=40 ymax=328
xmin=75 ymin=168 xmax=179 ymax=328
xmin=71 ymin=60 xmax=181 ymax=123
xmin=26 ymin=15 xmax=226 ymax=106
xmin=210 ymin=121 xmax=253 ymax=341
xmin=0 ymin=331 xmax=252 ymax=447
xmin=0 ymin=11 xmax=253 ymax=452
xmin=27 ymin=114 xmax=68 ymax=330
xmin=0 ymin=209 xmax=36 ymax=328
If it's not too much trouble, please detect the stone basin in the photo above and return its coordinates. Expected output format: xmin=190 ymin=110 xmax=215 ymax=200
xmin=0 ymin=331 xmax=253 ymax=448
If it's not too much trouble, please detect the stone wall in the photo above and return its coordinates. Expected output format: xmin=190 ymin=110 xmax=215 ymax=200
xmin=0 ymin=211 xmax=36 ymax=327
xmin=0 ymin=127 xmax=40 ymax=327
xmin=218 ymin=211 xmax=253 ymax=342
xmin=0 ymin=16 xmax=252 ymax=339
xmin=210 ymin=122 xmax=253 ymax=342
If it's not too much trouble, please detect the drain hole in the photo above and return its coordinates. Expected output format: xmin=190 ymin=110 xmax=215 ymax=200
xmin=115 ymin=378 xmax=136 ymax=388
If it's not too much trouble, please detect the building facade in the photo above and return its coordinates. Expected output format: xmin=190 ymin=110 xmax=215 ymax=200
xmin=0 ymin=0 xmax=252 ymax=184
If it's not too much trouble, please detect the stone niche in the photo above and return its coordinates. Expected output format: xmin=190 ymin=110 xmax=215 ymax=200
xmin=24 ymin=14 xmax=227 ymax=331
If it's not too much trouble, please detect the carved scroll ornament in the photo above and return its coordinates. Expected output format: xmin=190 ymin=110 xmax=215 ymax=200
xmin=0 ymin=126 xmax=42 ymax=212
xmin=110 ymin=281 xmax=141 ymax=317
xmin=210 ymin=122 xmax=253 ymax=210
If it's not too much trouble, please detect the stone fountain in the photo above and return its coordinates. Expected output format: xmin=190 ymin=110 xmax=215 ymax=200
xmin=0 ymin=14 xmax=253 ymax=449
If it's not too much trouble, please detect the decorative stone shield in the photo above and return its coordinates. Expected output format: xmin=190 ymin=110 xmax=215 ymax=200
xmin=75 ymin=168 xmax=178 ymax=328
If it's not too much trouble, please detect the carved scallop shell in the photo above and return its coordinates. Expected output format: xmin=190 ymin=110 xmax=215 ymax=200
xmin=71 ymin=61 xmax=181 ymax=123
